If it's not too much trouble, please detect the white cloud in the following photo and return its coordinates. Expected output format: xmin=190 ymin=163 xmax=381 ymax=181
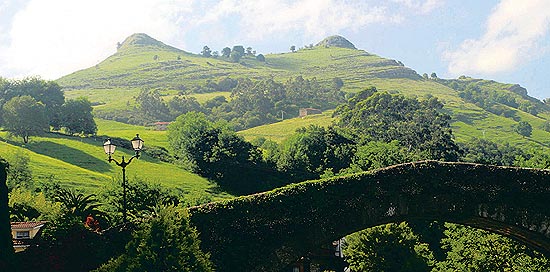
xmin=444 ymin=0 xmax=550 ymax=76
xmin=193 ymin=0 xmax=403 ymax=42
xmin=391 ymin=0 xmax=444 ymax=14
xmin=0 ymin=0 xmax=195 ymax=79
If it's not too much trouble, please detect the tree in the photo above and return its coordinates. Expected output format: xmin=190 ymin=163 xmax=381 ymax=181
xmin=0 ymin=77 xmax=64 ymax=129
xmin=168 ymin=112 xmax=264 ymax=193
xmin=8 ymin=188 xmax=61 ymax=222
xmin=335 ymin=88 xmax=460 ymax=161
xmin=232 ymin=45 xmax=245 ymax=56
xmin=136 ymin=89 xmax=171 ymax=121
xmin=350 ymin=140 xmax=412 ymax=171
xmin=211 ymin=51 xmax=219 ymax=58
xmin=514 ymin=146 xmax=550 ymax=168
xmin=95 ymin=205 xmax=213 ymax=272
xmin=256 ymin=54 xmax=265 ymax=62
xmin=61 ymin=97 xmax=97 ymax=135
xmin=2 ymin=96 xmax=49 ymax=143
xmin=167 ymin=95 xmax=203 ymax=118
xmin=101 ymin=178 xmax=178 ymax=223
xmin=221 ymin=47 xmax=231 ymax=58
xmin=290 ymin=45 xmax=296 ymax=52
xmin=434 ymin=223 xmax=549 ymax=271
xmin=430 ymin=72 xmax=438 ymax=79
xmin=515 ymin=121 xmax=532 ymax=137
xmin=332 ymin=77 xmax=344 ymax=90
xmin=230 ymin=50 xmax=242 ymax=62
xmin=276 ymin=125 xmax=354 ymax=181
xmin=0 ymin=159 xmax=14 ymax=271
xmin=246 ymin=46 xmax=253 ymax=55
xmin=201 ymin=45 xmax=212 ymax=57
xmin=460 ymin=138 xmax=523 ymax=166
xmin=27 ymin=213 xmax=109 ymax=272
xmin=5 ymin=150 xmax=33 ymax=190
xmin=343 ymin=222 xmax=435 ymax=271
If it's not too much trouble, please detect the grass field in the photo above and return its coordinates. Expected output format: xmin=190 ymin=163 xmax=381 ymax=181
xmin=239 ymin=111 xmax=334 ymax=143
xmin=0 ymin=129 xmax=232 ymax=200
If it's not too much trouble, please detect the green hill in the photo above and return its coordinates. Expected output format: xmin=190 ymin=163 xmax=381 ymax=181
xmin=1 ymin=32 xmax=532 ymax=197
xmin=58 ymin=33 xmax=419 ymax=91
xmin=58 ymin=33 xmax=550 ymax=149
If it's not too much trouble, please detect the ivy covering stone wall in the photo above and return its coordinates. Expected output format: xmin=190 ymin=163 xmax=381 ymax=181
xmin=189 ymin=161 xmax=550 ymax=272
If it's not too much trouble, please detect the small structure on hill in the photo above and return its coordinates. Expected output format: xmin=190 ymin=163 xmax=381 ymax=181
xmin=153 ymin=121 xmax=171 ymax=131
xmin=11 ymin=221 xmax=46 ymax=252
xmin=299 ymin=108 xmax=322 ymax=117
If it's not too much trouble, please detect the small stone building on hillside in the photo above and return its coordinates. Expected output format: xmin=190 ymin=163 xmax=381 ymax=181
xmin=299 ymin=108 xmax=322 ymax=117
xmin=153 ymin=121 xmax=171 ymax=131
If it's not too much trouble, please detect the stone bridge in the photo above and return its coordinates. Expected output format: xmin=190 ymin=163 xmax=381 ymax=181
xmin=189 ymin=161 xmax=550 ymax=271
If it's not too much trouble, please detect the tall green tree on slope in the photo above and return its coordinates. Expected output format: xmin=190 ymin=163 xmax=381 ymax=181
xmin=61 ymin=97 xmax=97 ymax=135
xmin=0 ymin=77 xmax=64 ymax=129
xmin=168 ymin=112 xmax=264 ymax=193
xmin=2 ymin=95 xmax=49 ymax=143
xmin=335 ymin=87 xmax=460 ymax=161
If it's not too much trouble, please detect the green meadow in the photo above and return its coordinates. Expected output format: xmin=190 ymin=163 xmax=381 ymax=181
xmin=0 ymin=127 xmax=231 ymax=200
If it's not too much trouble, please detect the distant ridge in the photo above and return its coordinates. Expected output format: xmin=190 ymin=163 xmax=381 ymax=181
xmin=316 ymin=35 xmax=356 ymax=49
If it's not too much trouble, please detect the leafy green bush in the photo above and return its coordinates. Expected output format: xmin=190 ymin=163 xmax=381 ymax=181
xmin=101 ymin=177 xmax=179 ymax=223
xmin=434 ymin=223 xmax=549 ymax=271
xmin=343 ymin=222 xmax=435 ymax=271
xmin=94 ymin=205 xmax=213 ymax=272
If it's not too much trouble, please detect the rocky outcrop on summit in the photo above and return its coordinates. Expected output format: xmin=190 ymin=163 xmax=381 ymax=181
xmin=316 ymin=35 xmax=357 ymax=49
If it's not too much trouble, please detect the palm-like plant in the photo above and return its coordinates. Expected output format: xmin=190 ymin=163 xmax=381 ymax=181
xmin=53 ymin=188 xmax=108 ymax=223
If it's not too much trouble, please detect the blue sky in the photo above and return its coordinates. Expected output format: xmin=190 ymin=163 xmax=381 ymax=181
xmin=1 ymin=0 xmax=550 ymax=99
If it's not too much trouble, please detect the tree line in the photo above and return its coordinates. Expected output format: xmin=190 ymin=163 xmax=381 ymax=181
xmin=0 ymin=77 xmax=97 ymax=143
xmin=167 ymin=86 xmax=550 ymax=193
xmin=201 ymin=45 xmax=265 ymax=63
xmin=110 ymin=76 xmax=345 ymax=131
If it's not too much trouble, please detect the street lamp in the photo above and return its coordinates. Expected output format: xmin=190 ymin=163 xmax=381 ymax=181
xmin=103 ymin=134 xmax=144 ymax=223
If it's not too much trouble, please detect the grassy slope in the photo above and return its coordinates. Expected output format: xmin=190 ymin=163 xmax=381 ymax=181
xmin=27 ymin=33 xmax=547 ymax=197
xmin=0 ymin=129 xmax=231 ymax=200
xmin=59 ymin=34 xmax=550 ymax=148
xmin=238 ymin=111 xmax=334 ymax=143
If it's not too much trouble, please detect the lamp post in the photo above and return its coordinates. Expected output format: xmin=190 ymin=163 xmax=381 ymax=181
xmin=103 ymin=134 xmax=144 ymax=223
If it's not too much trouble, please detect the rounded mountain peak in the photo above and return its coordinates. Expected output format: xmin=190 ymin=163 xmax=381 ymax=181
xmin=117 ymin=33 xmax=177 ymax=52
xmin=316 ymin=35 xmax=356 ymax=49
xmin=120 ymin=33 xmax=164 ymax=47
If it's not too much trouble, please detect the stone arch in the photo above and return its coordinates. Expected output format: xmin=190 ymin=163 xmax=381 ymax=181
xmin=189 ymin=161 xmax=550 ymax=271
